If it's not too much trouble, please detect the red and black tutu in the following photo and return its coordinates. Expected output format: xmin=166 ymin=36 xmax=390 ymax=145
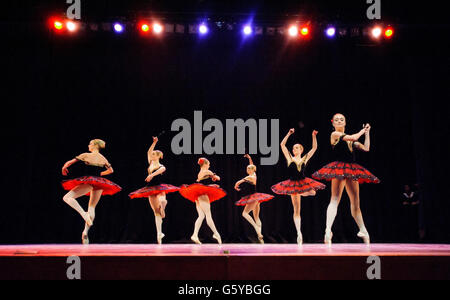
xmin=235 ymin=193 xmax=274 ymax=206
xmin=129 ymin=184 xmax=180 ymax=199
xmin=312 ymin=161 xmax=380 ymax=184
xmin=271 ymin=178 xmax=326 ymax=195
xmin=179 ymin=183 xmax=227 ymax=203
xmin=61 ymin=176 xmax=122 ymax=196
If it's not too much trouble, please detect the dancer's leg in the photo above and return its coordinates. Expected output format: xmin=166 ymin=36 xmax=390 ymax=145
xmin=63 ymin=184 xmax=93 ymax=226
xmin=149 ymin=195 xmax=164 ymax=244
xmin=82 ymin=189 xmax=102 ymax=244
xmin=345 ymin=179 xmax=370 ymax=244
xmin=253 ymin=203 xmax=262 ymax=227
xmin=191 ymin=200 xmax=205 ymax=244
xmin=158 ymin=193 xmax=168 ymax=219
xmin=198 ymin=196 xmax=222 ymax=244
xmin=291 ymin=194 xmax=302 ymax=244
xmin=243 ymin=202 xmax=263 ymax=241
xmin=324 ymin=179 xmax=346 ymax=244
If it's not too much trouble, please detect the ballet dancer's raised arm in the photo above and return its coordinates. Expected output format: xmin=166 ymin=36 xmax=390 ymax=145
xmin=280 ymin=129 xmax=295 ymax=163
xmin=354 ymin=124 xmax=371 ymax=152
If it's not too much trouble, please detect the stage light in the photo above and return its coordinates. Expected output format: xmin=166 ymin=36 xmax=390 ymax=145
xmin=288 ymin=25 xmax=299 ymax=37
xmin=141 ymin=23 xmax=150 ymax=33
xmin=54 ymin=21 xmax=64 ymax=31
xmin=66 ymin=21 xmax=77 ymax=32
xmin=385 ymin=27 xmax=394 ymax=38
xmin=153 ymin=23 xmax=163 ymax=34
xmin=371 ymin=26 xmax=382 ymax=39
xmin=243 ymin=25 xmax=253 ymax=36
xmin=199 ymin=24 xmax=209 ymax=35
xmin=326 ymin=27 xmax=336 ymax=37
xmin=300 ymin=26 xmax=309 ymax=36
xmin=113 ymin=23 xmax=124 ymax=33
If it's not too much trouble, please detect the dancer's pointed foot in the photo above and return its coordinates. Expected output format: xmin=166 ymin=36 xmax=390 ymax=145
xmin=213 ymin=233 xmax=222 ymax=245
xmin=324 ymin=230 xmax=333 ymax=245
xmin=82 ymin=232 xmax=89 ymax=245
xmin=258 ymin=235 xmax=265 ymax=244
xmin=297 ymin=232 xmax=303 ymax=245
xmin=191 ymin=235 xmax=202 ymax=244
xmin=157 ymin=233 xmax=165 ymax=245
xmin=256 ymin=224 xmax=264 ymax=244
xmin=357 ymin=231 xmax=370 ymax=245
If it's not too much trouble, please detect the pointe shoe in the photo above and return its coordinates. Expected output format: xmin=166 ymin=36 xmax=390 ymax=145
xmin=191 ymin=235 xmax=202 ymax=244
xmin=258 ymin=235 xmax=265 ymax=244
xmin=324 ymin=231 xmax=333 ymax=245
xmin=357 ymin=231 xmax=370 ymax=244
xmin=213 ymin=233 xmax=222 ymax=245
xmin=82 ymin=232 xmax=89 ymax=245
xmin=256 ymin=225 xmax=264 ymax=244
xmin=297 ymin=233 xmax=303 ymax=245
xmin=157 ymin=233 xmax=165 ymax=245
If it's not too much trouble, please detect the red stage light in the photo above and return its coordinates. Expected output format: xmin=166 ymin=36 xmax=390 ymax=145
xmin=141 ymin=23 xmax=150 ymax=33
xmin=54 ymin=21 xmax=63 ymax=30
xmin=300 ymin=26 xmax=310 ymax=36
xmin=385 ymin=27 xmax=394 ymax=38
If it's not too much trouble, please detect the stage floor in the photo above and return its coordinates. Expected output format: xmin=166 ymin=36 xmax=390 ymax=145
xmin=2 ymin=244 xmax=449 ymax=279
xmin=1 ymin=243 xmax=450 ymax=257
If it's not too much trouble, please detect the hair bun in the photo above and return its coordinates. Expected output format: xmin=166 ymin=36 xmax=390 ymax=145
xmin=198 ymin=158 xmax=204 ymax=166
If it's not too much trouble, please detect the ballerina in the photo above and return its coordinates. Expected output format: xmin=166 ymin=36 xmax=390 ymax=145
xmin=312 ymin=113 xmax=380 ymax=244
xmin=129 ymin=137 xmax=180 ymax=244
xmin=61 ymin=139 xmax=122 ymax=244
xmin=234 ymin=154 xmax=274 ymax=244
xmin=179 ymin=158 xmax=226 ymax=244
xmin=271 ymin=129 xmax=326 ymax=245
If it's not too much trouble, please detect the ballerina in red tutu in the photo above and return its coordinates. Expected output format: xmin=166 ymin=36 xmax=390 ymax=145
xmin=61 ymin=139 xmax=122 ymax=244
xmin=312 ymin=113 xmax=379 ymax=245
xmin=271 ymin=129 xmax=325 ymax=245
xmin=128 ymin=137 xmax=179 ymax=244
xmin=179 ymin=158 xmax=226 ymax=244
xmin=235 ymin=154 xmax=274 ymax=244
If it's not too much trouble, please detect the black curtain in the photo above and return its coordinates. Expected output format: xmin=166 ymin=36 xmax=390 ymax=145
xmin=1 ymin=4 xmax=449 ymax=245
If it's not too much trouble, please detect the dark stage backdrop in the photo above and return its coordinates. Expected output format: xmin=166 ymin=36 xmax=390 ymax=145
xmin=1 ymin=9 xmax=449 ymax=244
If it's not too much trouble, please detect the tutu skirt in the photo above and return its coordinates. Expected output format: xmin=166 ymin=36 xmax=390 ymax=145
xmin=179 ymin=183 xmax=227 ymax=203
xmin=271 ymin=178 xmax=326 ymax=195
xmin=62 ymin=176 xmax=122 ymax=196
xmin=235 ymin=193 xmax=274 ymax=206
xmin=129 ymin=184 xmax=180 ymax=199
xmin=312 ymin=161 xmax=380 ymax=184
